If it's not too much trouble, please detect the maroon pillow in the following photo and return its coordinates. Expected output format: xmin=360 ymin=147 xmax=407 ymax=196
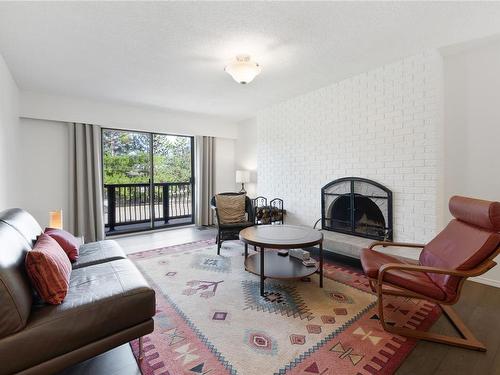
xmin=44 ymin=228 xmax=79 ymax=262
xmin=25 ymin=234 xmax=72 ymax=304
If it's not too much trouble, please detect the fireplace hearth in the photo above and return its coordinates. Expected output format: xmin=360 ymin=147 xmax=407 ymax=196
xmin=321 ymin=177 xmax=393 ymax=241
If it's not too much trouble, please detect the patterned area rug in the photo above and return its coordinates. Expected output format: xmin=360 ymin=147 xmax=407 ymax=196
xmin=129 ymin=240 xmax=440 ymax=375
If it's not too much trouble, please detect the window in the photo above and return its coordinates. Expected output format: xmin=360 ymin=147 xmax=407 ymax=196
xmin=102 ymin=128 xmax=194 ymax=234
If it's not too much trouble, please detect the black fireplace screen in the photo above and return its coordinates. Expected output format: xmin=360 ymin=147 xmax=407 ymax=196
xmin=321 ymin=177 xmax=393 ymax=241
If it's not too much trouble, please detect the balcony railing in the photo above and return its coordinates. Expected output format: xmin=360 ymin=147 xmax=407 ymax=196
xmin=104 ymin=182 xmax=192 ymax=232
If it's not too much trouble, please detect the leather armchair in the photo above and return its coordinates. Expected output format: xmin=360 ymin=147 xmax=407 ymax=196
xmin=360 ymin=196 xmax=500 ymax=351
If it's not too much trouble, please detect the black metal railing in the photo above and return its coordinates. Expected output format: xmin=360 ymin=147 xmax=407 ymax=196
xmin=104 ymin=182 xmax=192 ymax=232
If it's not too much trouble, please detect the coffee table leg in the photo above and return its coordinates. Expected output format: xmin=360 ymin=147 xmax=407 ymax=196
xmin=244 ymin=243 xmax=248 ymax=259
xmin=319 ymin=241 xmax=324 ymax=288
xmin=260 ymin=246 xmax=265 ymax=296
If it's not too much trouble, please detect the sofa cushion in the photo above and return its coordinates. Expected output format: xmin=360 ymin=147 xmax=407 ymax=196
xmin=45 ymin=228 xmax=80 ymax=262
xmin=361 ymin=248 xmax=446 ymax=301
xmin=0 ymin=208 xmax=43 ymax=247
xmin=0 ymin=222 xmax=33 ymax=339
xmin=0 ymin=259 xmax=155 ymax=374
xmin=26 ymin=234 xmax=72 ymax=304
xmin=72 ymin=240 xmax=126 ymax=269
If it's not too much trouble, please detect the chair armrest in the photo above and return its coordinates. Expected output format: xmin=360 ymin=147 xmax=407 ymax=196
xmin=369 ymin=241 xmax=426 ymax=250
xmin=377 ymin=261 xmax=497 ymax=286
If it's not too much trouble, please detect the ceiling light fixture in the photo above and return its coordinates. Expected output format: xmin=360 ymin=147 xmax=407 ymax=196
xmin=224 ymin=54 xmax=262 ymax=84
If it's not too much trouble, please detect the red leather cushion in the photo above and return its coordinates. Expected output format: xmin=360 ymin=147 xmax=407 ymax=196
xmin=360 ymin=249 xmax=446 ymax=301
xmin=44 ymin=228 xmax=79 ymax=262
xmin=449 ymin=196 xmax=500 ymax=231
xmin=25 ymin=234 xmax=72 ymax=304
xmin=419 ymin=220 xmax=500 ymax=300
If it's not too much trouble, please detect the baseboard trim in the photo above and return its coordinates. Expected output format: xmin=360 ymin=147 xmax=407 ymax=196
xmin=471 ymin=276 xmax=500 ymax=288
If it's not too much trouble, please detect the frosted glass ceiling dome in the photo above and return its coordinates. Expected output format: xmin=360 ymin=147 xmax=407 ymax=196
xmin=224 ymin=55 xmax=262 ymax=84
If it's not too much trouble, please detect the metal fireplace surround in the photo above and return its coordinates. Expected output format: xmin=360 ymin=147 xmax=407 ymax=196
xmin=321 ymin=177 xmax=393 ymax=241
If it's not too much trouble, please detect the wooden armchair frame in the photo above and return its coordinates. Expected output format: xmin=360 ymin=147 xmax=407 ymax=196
xmin=368 ymin=241 xmax=500 ymax=352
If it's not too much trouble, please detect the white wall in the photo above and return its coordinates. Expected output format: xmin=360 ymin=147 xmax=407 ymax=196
xmin=214 ymin=137 xmax=236 ymax=194
xmin=443 ymin=37 xmax=500 ymax=287
xmin=256 ymin=51 xmax=444 ymax=243
xmin=16 ymin=118 xmax=70 ymax=227
xmin=235 ymin=118 xmax=258 ymax=197
xmin=20 ymin=91 xmax=238 ymax=139
xmin=0 ymin=52 xmax=19 ymax=210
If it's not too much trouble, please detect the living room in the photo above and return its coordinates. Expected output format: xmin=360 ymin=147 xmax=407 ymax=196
xmin=0 ymin=2 xmax=499 ymax=375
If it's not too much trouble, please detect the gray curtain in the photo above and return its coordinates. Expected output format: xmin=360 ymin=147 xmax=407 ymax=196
xmin=195 ymin=136 xmax=215 ymax=226
xmin=68 ymin=123 xmax=105 ymax=242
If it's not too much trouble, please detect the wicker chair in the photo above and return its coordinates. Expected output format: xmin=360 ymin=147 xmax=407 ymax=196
xmin=211 ymin=192 xmax=255 ymax=255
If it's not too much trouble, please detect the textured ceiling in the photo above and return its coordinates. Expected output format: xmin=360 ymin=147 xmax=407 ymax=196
xmin=1 ymin=2 xmax=500 ymax=121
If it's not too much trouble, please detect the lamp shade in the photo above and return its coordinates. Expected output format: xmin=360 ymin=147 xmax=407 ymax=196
xmin=235 ymin=170 xmax=250 ymax=183
xmin=225 ymin=55 xmax=262 ymax=84
xmin=49 ymin=209 xmax=63 ymax=230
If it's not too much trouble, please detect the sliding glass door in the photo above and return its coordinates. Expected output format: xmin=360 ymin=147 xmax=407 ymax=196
xmin=102 ymin=129 xmax=194 ymax=235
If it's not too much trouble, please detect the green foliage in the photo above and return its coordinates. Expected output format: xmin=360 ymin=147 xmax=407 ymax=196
xmin=102 ymin=130 xmax=192 ymax=185
xmin=103 ymin=153 xmax=150 ymax=184
xmin=153 ymin=136 xmax=191 ymax=183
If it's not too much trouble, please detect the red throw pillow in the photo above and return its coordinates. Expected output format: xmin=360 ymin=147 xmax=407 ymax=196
xmin=25 ymin=234 xmax=72 ymax=304
xmin=44 ymin=228 xmax=79 ymax=262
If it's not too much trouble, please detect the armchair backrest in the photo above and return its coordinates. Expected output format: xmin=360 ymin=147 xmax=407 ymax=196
xmin=211 ymin=192 xmax=254 ymax=223
xmin=419 ymin=196 xmax=500 ymax=301
xmin=0 ymin=210 xmax=37 ymax=338
xmin=0 ymin=208 xmax=43 ymax=248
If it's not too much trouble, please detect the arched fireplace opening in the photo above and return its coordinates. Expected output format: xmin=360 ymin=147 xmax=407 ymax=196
xmin=321 ymin=177 xmax=393 ymax=241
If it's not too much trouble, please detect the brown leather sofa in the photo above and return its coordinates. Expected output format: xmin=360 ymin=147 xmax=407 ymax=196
xmin=0 ymin=208 xmax=156 ymax=375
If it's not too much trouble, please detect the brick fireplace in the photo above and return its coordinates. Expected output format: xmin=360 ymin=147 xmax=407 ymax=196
xmin=257 ymin=50 xmax=442 ymax=244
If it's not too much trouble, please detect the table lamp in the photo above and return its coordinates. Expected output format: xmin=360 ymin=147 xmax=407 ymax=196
xmin=49 ymin=209 xmax=63 ymax=229
xmin=235 ymin=170 xmax=250 ymax=194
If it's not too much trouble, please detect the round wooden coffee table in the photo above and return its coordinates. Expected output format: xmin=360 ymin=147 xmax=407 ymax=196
xmin=239 ymin=225 xmax=324 ymax=296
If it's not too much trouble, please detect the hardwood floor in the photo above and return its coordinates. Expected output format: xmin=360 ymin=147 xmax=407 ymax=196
xmin=58 ymin=344 xmax=140 ymax=375
xmin=112 ymin=225 xmax=215 ymax=255
xmin=60 ymin=226 xmax=500 ymax=375
xmin=398 ymin=281 xmax=500 ymax=375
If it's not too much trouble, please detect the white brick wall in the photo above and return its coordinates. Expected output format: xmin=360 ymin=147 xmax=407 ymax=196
xmin=257 ymin=50 xmax=444 ymax=243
